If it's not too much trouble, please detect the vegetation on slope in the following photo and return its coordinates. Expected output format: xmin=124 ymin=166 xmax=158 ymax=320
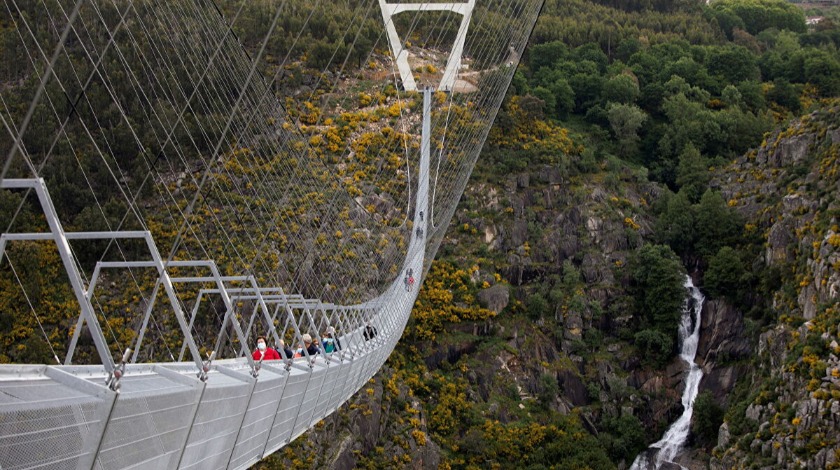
xmin=1 ymin=0 xmax=839 ymax=468
xmin=263 ymin=1 xmax=840 ymax=468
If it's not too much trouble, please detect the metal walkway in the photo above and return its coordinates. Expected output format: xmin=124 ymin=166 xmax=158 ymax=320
xmin=0 ymin=0 xmax=545 ymax=465
xmin=0 ymin=93 xmax=431 ymax=470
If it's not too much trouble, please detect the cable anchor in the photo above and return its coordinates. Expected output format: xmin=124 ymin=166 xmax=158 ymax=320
xmin=105 ymin=348 xmax=131 ymax=392
xmin=198 ymin=350 xmax=216 ymax=382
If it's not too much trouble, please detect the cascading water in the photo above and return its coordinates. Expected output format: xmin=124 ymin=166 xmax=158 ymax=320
xmin=630 ymin=276 xmax=705 ymax=470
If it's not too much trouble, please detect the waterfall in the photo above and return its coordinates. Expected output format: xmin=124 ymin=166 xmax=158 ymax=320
xmin=630 ymin=276 xmax=705 ymax=470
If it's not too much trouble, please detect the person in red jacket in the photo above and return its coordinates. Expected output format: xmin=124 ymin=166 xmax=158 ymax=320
xmin=252 ymin=335 xmax=280 ymax=361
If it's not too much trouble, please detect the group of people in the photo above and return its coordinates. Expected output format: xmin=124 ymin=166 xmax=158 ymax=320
xmin=250 ymin=209 xmax=426 ymax=362
xmin=251 ymin=326 xmax=343 ymax=362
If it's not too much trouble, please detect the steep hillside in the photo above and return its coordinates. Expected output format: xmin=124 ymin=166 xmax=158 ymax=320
xmin=709 ymin=101 xmax=840 ymax=469
xmin=252 ymin=0 xmax=840 ymax=468
xmin=2 ymin=1 xmax=839 ymax=468
xmin=255 ymin=102 xmax=744 ymax=469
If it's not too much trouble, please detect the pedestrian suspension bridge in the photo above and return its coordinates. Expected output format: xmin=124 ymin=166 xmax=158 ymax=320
xmin=0 ymin=0 xmax=543 ymax=468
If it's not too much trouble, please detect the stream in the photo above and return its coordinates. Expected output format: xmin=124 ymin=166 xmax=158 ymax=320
xmin=630 ymin=276 xmax=705 ymax=470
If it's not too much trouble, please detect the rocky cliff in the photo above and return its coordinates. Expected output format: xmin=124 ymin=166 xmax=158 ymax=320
xmin=709 ymin=102 xmax=840 ymax=469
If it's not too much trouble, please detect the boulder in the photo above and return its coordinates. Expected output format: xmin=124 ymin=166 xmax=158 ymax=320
xmin=765 ymin=221 xmax=795 ymax=265
xmin=564 ymin=310 xmax=583 ymax=340
xmin=509 ymin=218 xmax=528 ymax=249
xmin=536 ymin=165 xmax=562 ymax=185
xmin=798 ymin=283 xmax=818 ymax=320
xmin=483 ymin=224 xmax=501 ymax=251
xmin=477 ymin=284 xmax=509 ymax=313
xmin=717 ymin=421 xmax=731 ymax=449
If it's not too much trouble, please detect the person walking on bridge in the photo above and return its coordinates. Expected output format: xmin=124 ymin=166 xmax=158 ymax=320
xmin=302 ymin=333 xmax=320 ymax=356
xmin=278 ymin=339 xmax=294 ymax=360
xmin=322 ymin=326 xmax=341 ymax=353
xmin=252 ymin=335 xmax=281 ymax=361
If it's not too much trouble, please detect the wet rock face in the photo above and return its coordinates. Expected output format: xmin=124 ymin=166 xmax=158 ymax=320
xmin=626 ymin=356 xmax=687 ymax=429
xmin=696 ymin=300 xmax=751 ymax=370
xmin=557 ymin=369 xmax=589 ymax=406
xmin=695 ymin=299 xmax=751 ymax=403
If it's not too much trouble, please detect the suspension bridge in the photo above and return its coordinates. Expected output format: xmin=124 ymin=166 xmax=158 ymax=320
xmin=0 ymin=0 xmax=543 ymax=468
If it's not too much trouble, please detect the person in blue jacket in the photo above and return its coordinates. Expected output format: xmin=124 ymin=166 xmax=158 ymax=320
xmin=322 ymin=326 xmax=341 ymax=353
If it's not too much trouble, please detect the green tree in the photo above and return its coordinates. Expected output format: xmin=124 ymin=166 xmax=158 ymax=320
xmin=655 ymin=191 xmax=697 ymax=257
xmin=532 ymin=86 xmax=557 ymax=117
xmin=629 ymin=49 xmax=665 ymax=87
xmin=602 ymin=74 xmax=641 ymax=104
xmin=758 ymin=30 xmax=802 ymax=81
xmin=599 ymin=414 xmax=647 ymax=463
xmin=658 ymin=92 xmax=717 ymax=161
xmin=527 ymin=292 xmax=550 ymax=320
xmin=574 ymin=43 xmax=609 ymax=73
xmin=704 ymin=246 xmax=747 ymax=303
xmin=711 ymin=0 xmax=806 ymax=35
xmin=529 ymin=40 xmax=569 ymax=72
xmin=510 ymin=69 xmax=530 ymax=95
xmin=538 ymin=373 xmax=559 ymax=407
xmin=721 ymin=85 xmax=743 ymax=108
xmin=607 ymin=103 xmax=647 ymax=157
xmin=708 ymin=105 xmax=773 ymax=158
xmin=630 ymin=244 xmax=687 ymax=338
xmin=549 ymin=78 xmax=576 ymax=117
xmin=767 ymin=78 xmax=801 ymax=113
xmin=634 ymin=328 xmax=674 ymax=366
xmin=708 ymin=7 xmax=746 ymax=39
xmin=306 ymin=39 xmax=337 ymax=70
xmin=692 ymin=391 xmax=724 ymax=446
xmin=663 ymin=56 xmax=714 ymax=91
xmin=803 ymin=49 xmax=840 ymax=97
xmin=695 ymin=190 xmax=743 ymax=260
xmin=675 ymin=143 xmax=710 ymax=203
xmin=569 ymin=68 xmax=605 ymax=111
xmin=707 ymin=45 xmax=760 ymax=83
xmin=615 ymin=37 xmax=642 ymax=63
xmin=736 ymin=80 xmax=766 ymax=111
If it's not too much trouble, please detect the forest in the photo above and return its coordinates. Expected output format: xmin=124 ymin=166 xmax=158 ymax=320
xmin=2 ymin=0 xmax=840 ymax=468
xmin=261 ymin=0 xmax=840 ymax=468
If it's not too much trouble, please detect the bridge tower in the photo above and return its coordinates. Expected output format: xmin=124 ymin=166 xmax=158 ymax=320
xmin=377 ymin=0 xmax=476 ymax=91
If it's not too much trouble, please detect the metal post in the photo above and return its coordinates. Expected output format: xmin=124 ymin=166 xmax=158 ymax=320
xmin=131 ymin=281 xmax=161 ymax=363
xmin=144 ymin=236 xmax=205 ymax=372
xmin=179 ymin=290 xmax=206 ymax=362
xmin=208 ymin=263 xmax=257 ymax=370
xmin=28 ymin=179 xmax=116 ymax=372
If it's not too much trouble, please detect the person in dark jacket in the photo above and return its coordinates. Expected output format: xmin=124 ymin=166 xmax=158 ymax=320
xmin=278 ymin=339 xmax=294 ymax=360
xmin=302 ymin=333 xmax=320 ymax=356
xmin=363 ymin=323 xmax=378 ymax=341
